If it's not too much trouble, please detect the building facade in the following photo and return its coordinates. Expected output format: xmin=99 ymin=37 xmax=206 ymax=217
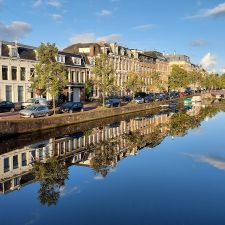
xmin=63 ymin=42 xmax=170 ymax=97
xmin=0 ymin=41 xmax=88 ymax=103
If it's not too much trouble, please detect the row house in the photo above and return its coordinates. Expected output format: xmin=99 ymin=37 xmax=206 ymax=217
xmin=0 ymin=41 xmax=88 ymax=103
xmin=63 ymin=42 xmax=169 ymax=97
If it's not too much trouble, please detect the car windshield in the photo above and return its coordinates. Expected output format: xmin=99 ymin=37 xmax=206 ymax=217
xmin=64 ymin=102 xmax=73 ymax=107
xmin=26 ymin=99 xmax=35 ymax=103
xmin=26 ymin=105 xmax=38 ymax=110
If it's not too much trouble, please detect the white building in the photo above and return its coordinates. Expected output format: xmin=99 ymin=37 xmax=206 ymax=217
xmin=0 ymin=41 xmax=88 ymax=103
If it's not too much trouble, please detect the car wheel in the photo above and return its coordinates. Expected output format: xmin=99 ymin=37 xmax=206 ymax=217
xmin=30 ymin=114 xmax=35 ymax=118
xmin=10 ymin=108 xmax=15 ymax=112
xmin=69 ymin=109 xmax=73 ymax=113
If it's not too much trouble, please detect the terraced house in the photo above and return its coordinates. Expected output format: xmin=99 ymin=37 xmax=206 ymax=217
xmin=63 ymin=42 xmax=170 ymax=97
xmin=0 ymin=41 xmax=88 ymax=103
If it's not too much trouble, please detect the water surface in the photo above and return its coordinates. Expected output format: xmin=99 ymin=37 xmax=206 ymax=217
xmin=1 ymin=104 xmax=225 ymax=225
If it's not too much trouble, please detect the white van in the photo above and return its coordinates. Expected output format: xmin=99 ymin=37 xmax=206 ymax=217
xmin=21 ymin=98 xmax=48 ymax=109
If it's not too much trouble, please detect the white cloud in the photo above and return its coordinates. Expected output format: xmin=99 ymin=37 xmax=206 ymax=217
xmin=186 ymin=2 xmax=225 ymax=19
xmin=70 ymin=33 xmax=96 ymax=43
xmin=94 ymin=175 xmax=104 ymax=180
xmin=51 ymin=14 xmax=63 ymax=22
xmin=97 ymin=9 xmax=112 ymax=16
xmin=221 ymin=68 xmax=225 ymax=74
xmin=0 ymin=20 xmax=32 ymax=41
xmin=185 ymin=153 xmax=225 ymax=171
xmin=191 ymin=39 xmax=208 ymax=47
xmin=33 ymin=0 xmax=43 ymax=7
xmin=60 ymin=186 xmax=78 ymax=197
xmin=97 ymin=33 xmax=122 ymax=43
xmin=133 ymin=24 xmax=156 ymax=31
xmin=25 ymin=213 xmax=40 ymax=225
xmin=47 ymin=0 xmax=61 ymax=7
xmin=200 ymin=52 xmax=217 ymax=71
xmin=69 ymin=32 xmax=122 ymax=44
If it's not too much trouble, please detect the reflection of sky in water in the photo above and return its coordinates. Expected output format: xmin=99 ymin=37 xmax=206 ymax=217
xmin=1 ymin=112 xmax=225 ymax=225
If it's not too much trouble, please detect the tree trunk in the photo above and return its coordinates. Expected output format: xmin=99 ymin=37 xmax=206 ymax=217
xmin=133 ymin=92 xmax=135 ymax=101
xmin=102 ymin=95 xmax=105 ymax=107
xmin=53 ymin=96 xmax=56 ymax=115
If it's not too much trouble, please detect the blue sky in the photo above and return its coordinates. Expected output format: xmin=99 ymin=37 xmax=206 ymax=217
xmin=0 ymin=0 xmax=225 ymax=73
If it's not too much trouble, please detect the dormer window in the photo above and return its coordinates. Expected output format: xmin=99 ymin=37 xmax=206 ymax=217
xmin=57 ymin=55 xmax=65 ymax=63
xmin=11 ymin=48 xmax=18 ymax=57
xmin=72 ymin=57 xmax=81 ymax=65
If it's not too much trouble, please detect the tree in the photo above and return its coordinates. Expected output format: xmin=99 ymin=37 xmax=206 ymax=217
xmin=148 ymin=71 xmax=164 ymax=92
xmin=31 ymin=43 xmax=68 ymax=114
xmin=168 ymin=65 xmax=190 ymax=91
xmin=92 ymin=54 xmax=117 ymax=106
xmin=33 ymin=157 xmax=68 ymax=207
xmin=125 ymin=72 xmax=143 ymax=100
xmin=188 ymin=69 xmax=203 ymax=90
xmin=85 ymin=79 xmax=93 ymax=100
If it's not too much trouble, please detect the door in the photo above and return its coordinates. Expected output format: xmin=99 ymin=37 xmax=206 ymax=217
xmin=73 ymin=88 xmax=80 ymax=102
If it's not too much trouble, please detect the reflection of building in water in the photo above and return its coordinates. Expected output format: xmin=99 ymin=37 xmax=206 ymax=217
xmin=0 ymin=112 xmax=170 ymax=194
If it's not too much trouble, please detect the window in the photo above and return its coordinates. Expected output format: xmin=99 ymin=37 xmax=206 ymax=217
xmin=76 ymin=72 xmax=79 ymax=83
xmin=30 ymin=68 xmax=35 ymax=78
xmin=11 ymin=67 xmax=17 ymax=80
xmin=14 ymin=178 xmax=20 ymax=186
xmin=39 ymin=149 xmax=43 ymax=160
xmin=5 ymin=85 xmax=12 ymax=101
xmin=31 ymin=150 xmax=36 ymax=162
xmin=4 ymin=158 xmax=10 ymax=173
xmin=73 ymin=57 xmax=81 ymax=65
xmin=20 ymin=67 xmax=26 ymax=81
xmin=18 ymin=86 xmax=24 ymax=102
xmin=21 ymin=153 xmax=27 ymax=166
xmin=57 ymin=55 xmax=65 ymax=63
xmin=13 ymin=155 xmax=18 ymax=169
xmin=11 ymin=48 xmax=17 ymax=57
xmin=80 ymin=72 xmax=84 ymax=83
xmin=2 ymin=66 xmax=8 ymax=80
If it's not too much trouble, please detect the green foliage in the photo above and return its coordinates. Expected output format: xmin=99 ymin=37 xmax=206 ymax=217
xmin=148 ymin=71 xmax=164 ymax=92
xmin=169 ymin=65 xmax=190 ymax=91
xmin=188 ymin=70 xmax=203 ymax=89
xmin=33 ymin=157 xmax=69 ymax=207
xmin=125 ymin=72 xmax=144 ymax=100
xmin=85 ymin=79 xmax=93 ymax=99
xmin=31 ymin=43 xmax=68 ymax=113
xmin=168 ymin=106 xmax=220 ymax=137
xmin=92 ymin=54 xmax=117 ymax=106
xmin=90 ymin=139 xmax=118 ymax=177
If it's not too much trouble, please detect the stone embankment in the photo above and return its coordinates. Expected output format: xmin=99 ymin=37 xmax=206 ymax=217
xmin=0 ymin=101 xmax=165 ymax=137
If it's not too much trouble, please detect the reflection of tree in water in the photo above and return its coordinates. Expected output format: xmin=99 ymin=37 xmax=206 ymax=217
xmin=169 ymin=107 xmax=220 ymax=137
xmin=90 ymin=139 xmax=118 ymax=177
xmin=33 ymin=157 xmax=68 ymax=207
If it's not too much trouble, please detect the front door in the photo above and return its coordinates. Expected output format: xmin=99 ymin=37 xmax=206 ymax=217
xmin=73 ymin=88 xmax=80 ymax=102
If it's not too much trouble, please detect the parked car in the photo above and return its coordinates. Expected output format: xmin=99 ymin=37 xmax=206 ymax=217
xmin=0 ymin=101 xmax=15 ymax=113
xmin=155 ymin=93 xmax=165 ymax=101
xmin=21 ymin=98 xmax=48 ymax=109
xmin=144 ymin=95 xmax=154 ymax=103
xmin=59 ymin=102 xmax=83 ymax=113
xmin=19 ymin=105 xmax=50 ymax=118
xmin=134 ymin=96 xmax=144 ymax=104
xmin=105 ymin=99 xmax=121 ymax=107
xmin=122 ymin=96 xmax=132 ymax=102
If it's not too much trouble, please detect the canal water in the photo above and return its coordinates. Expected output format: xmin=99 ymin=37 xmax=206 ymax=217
xmin=1 ymin=102 xmax=225 ymax=225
